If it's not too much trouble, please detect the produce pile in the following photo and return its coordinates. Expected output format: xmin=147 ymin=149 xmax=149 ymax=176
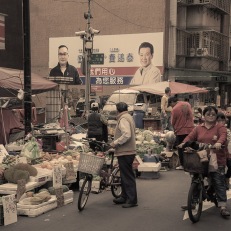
xmin=135 ymin=129 xmax=165 ymax=158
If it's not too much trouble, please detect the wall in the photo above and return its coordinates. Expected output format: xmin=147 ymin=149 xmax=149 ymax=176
xmin=30 ymin=0 xmax=165 ymax=78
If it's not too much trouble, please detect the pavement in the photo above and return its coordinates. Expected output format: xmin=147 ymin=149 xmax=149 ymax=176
xmin=1 ymin=170 xmax=231 ymax=231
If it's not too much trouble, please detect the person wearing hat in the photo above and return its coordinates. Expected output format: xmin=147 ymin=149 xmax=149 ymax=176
xmin=168 ymin=96 xmax=194 ymax=170
xmin=87 ymin=102 xmax=108 ymax=151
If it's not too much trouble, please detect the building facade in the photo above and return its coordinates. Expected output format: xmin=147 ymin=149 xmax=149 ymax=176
xmin=0 ymin=0 xmax=231 ymax=108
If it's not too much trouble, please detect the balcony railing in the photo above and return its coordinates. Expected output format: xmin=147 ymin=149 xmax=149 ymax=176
xmin=176 ymin=29 xmax=229 ymax=62
xmin=178 ymin=0 xmax=230 ymax=14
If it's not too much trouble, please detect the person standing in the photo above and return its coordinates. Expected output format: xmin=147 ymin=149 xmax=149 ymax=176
xmin=160 ymin=87 xmax=172 ymax=132
xmin=130 ymin=42 xmax=161 ymax=85
xmin=49 ymin=45 xmax=82 ymax=85
xmin=87 ymin=102 xmax=108 ymax=151
xmin=168 ymin=96 xmax=194 ymax=170
xmin=110 ymin=102 xmax=138 ymax=208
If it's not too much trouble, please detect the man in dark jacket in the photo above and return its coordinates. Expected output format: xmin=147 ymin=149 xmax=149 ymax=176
xmin=87 ymin=102 xmax=108 ymax=151
xmin=49 ymin=45 xmax=82 ymax=85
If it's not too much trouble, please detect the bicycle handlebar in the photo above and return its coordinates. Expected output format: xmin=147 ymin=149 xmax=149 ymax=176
xmin=182 ymin=141 xmax=225 ymax=151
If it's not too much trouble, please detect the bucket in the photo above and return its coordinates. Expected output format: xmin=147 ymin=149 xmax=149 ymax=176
xmin=133 ymin=110 xmax=145 ymax=129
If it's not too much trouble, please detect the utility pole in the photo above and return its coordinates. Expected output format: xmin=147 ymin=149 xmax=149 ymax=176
xmin=75 ymin=0 xmax=100 ymax=117
xmin=23 ymin=0 xmax=32 ymax=135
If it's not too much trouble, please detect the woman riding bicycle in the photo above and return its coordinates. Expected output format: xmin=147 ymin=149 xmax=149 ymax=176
xmin=179 ymin=106 xmax=230 ymax=217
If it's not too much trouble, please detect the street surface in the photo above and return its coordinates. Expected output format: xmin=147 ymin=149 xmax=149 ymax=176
xmin=1 ymin=170 xmax=231 ymax=231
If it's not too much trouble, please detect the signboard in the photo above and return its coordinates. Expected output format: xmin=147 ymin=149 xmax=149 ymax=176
xmin=49 ymin=33 xmax=164 ymax=85
xmin=90 ymin=53 xmax=104 ymax=65
xmin=215 ymin=76 xmax=228 ymax=82
xmin=53 ymin=165 xmax=62 ymax=188
xmin=0 ymin=14 xmax=6 ymax=50
xmin=2 ymin=195 xmax=17 ymax=226
xmin=91 ymin=85 xmax=103 ymax=92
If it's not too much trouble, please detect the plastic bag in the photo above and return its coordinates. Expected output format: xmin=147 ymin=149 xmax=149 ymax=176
xmin=208 ymin=151 xmax=218 ymax=172
xmin=20 ymin=137 xmax=41 ymax=160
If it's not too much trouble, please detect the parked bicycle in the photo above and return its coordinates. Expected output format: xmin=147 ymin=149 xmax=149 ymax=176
xmin=77 ymin=138 xmax=122 ymax=211
xmin=183 ymin=142 xmax=219 ymax=223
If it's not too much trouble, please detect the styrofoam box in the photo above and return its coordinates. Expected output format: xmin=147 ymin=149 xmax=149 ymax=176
xmin=138 ymin=162 xmax=161 ymax=172
xmin=63 ymin=190 xmax=74 ymax=205
xmin=0 ymin=182 xmax=43 ymax=194
xmin=30 ymin=167 xmax=53 ymax=183
xmin=17 ymin=195 xmax=57 ymax=217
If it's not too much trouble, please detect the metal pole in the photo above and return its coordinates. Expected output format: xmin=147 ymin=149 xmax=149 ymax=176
xmin=76 ymin=0 xmax=99 ymax=117
xmin=84 ymin=0 xmax=92 ymax=116
xmin=23 ymin=0 xmax=32 ymax=134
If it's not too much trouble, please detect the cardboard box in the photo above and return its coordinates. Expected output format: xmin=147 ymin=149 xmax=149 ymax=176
xmin=138 ymin=162 xmax=161 ymax=172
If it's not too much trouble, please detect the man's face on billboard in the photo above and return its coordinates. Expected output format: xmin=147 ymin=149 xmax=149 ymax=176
xmin=58 ymin=46 xmax=69 ymax=66
xmin=139 ymin=47 xmax=153 ymax=68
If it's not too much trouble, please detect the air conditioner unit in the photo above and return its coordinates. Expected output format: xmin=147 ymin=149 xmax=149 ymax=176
xmin=196 ymin=48 xmax=209 ymax=56
xmin=196 ymin=48 xmax=203 ymax=56
xmin=189 ymin=48 xmax=196 ymax=56
xmin=202 ymin=48 xmax=209 ymax=56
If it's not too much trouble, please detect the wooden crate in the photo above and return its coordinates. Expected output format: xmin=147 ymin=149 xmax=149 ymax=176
xmin=143 ymin=118 xmax=161 ymax=131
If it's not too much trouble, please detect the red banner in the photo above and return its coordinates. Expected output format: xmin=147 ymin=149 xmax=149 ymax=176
xmin=0 ymin=15 xmax=5 ymax=49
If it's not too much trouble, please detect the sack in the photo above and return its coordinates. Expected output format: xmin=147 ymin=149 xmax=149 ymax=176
xmin=183 ymin=151 xmax=208 ymax=174
xmin=196 ymin=150 xmax=209 ymax=163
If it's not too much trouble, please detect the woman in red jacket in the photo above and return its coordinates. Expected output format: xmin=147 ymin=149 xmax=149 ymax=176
xmin=180 ymin=106 xmax=230 ymax=217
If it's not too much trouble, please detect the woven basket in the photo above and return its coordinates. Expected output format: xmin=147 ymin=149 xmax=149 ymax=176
xmin=78 ymin=153 xmax=105 ymax=175
xmin=183 ymin=151 xmax=208 ymax=174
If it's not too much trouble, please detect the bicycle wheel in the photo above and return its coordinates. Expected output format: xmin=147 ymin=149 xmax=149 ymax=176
xmin=111 ymin=168 xmax=122 ymax=198
xmin=78 ymin=176 xmax=92 ymax=211
xmin=187 ymin=182 xmax=203 ymax=223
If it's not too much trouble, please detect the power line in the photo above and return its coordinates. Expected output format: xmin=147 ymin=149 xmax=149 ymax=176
xmin=53 ymin=0 xmax=87 ymax=3
xmin=92 ymin=0 xmax=157 ymax=30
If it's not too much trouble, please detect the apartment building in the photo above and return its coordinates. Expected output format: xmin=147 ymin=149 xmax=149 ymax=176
xmin=167 ymin=0 xmax=231 ymax=105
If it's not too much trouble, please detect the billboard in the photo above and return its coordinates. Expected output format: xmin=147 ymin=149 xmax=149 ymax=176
xmin=49 ymin=32 xmax=163 ymax=85
xmin=0 ymin=14 xmax=6 ymax=50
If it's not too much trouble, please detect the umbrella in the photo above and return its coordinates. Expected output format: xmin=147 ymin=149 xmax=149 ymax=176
xmin=129 ymin=81 xmax=208 ymax=95
xmin=0 ymin=67 xmax=58 ymax=97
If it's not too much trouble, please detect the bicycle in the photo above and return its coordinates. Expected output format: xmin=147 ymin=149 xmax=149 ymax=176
xmin=183 ymin=143 xmax=219 ymax=223
xmin=77 ymin=138 xmax=122 ymax=211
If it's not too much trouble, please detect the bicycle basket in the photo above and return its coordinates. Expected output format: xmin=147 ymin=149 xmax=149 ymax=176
xmin=183 ymin=151 xmax=208 ymax=174
xmin=78 ymin=152 xmax=105 ymax=175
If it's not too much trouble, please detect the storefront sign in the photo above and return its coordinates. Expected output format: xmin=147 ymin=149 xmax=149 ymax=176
xmin=216 ymin=76 xmax=227 ymax=82
xmin=91 ymin=85 xmax=103 ymax=92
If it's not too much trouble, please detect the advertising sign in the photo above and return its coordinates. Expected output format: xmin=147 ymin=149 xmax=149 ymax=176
xmin=0 ymin=14 xmax=6 ymax=50
xmin=49 ymin=33 xmax=163 ymax=85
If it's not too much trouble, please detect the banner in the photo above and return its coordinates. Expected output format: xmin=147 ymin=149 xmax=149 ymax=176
xmin=0 ymin=14 xmax=5 ymax=50
xmin=49 ymin=33 xmax=164 ymax=85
